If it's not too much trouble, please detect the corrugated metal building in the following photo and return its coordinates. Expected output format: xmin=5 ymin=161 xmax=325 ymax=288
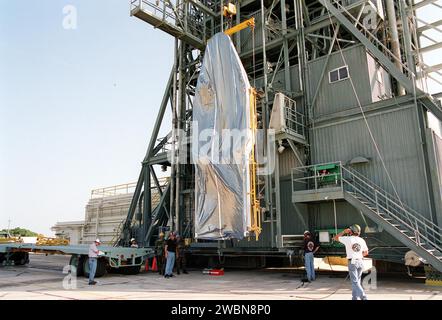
xmin=128 ymin=0 xmax=442 ymax=270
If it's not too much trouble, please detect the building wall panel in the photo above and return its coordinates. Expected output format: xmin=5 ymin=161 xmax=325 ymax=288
xmin=312 ymin=105 xmax=431 ymax=217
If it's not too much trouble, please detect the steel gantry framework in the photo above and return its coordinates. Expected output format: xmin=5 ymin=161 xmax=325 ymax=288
xmin=118 ymin=0 xmax=442 ymax=269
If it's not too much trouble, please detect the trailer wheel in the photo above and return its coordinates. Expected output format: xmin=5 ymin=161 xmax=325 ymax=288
xmin=69 ymin=255 xmax=85 ymax=276
xmin=83 ymin=257 xmax=107 ymax=278
xmin=13 ymin=252 xmax=29 ymax=266
xmin=119 ymin=265 xmax=141 ymax=275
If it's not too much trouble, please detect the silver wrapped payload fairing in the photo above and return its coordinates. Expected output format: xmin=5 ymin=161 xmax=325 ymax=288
xmin=192 ymin=33 xmax=253 ymax=240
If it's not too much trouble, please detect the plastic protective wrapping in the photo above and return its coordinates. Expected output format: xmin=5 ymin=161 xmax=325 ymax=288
xmin=192 ymin=33 xmax=252 ymax=240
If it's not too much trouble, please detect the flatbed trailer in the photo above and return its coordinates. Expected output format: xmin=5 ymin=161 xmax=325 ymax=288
xmin=0 ymin=243 xmax=155 ymax=277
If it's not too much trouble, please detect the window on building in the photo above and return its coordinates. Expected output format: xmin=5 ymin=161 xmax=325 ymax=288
xmin=329 ymin=66 xmax=349 ymax=83
xmin=339 ymin=66 xmax=349 ymax=79
xmin=329 ymin=69 xmax=339 ymax=83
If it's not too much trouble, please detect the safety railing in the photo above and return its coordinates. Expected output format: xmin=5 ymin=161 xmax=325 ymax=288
xmin=130 ymin=0 xmax=212 ymax=44
xmin=291 ymin=161 xmax=343 ymax=193
xmin=292 ymin=162 xmax=442 ymax=256
xmin=284 ymin=103 xmax=307 ymax=139
xmin=91 ymin=178 xmax=169 ymax=199
xmin=274 ymin=93 xmax=307 ymax=140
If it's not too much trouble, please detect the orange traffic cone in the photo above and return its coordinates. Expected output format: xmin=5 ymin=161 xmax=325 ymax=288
xmin=151 ymin=257 xmax=158 ymax=272
xmin=144 ymin=258 xmax=149 ymax=271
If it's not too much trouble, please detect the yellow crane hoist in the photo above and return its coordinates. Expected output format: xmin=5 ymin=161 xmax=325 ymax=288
xmin=224 ymin=18 xmax=255 ymax=36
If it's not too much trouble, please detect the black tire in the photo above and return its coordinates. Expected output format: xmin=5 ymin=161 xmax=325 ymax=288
xmin=69 ymin=255 xmax=85 ymax=277
xmin=13 ymin=252 xmax=29 ymax=266
xmin=119 ymin=265 xmax=141 ymax=275
xmin=83 ymin=257 xmax=107 ymax=278
xmin=0 ymin=253 xmax=5 ymax=265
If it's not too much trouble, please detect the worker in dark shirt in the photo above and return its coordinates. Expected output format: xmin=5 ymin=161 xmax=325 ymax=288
xmin=155 ymin=232 xmax=165 ymax=275
xmin=303 ymin=231 xmax=320 ymax=282
xmin=164 ymin=232 xmax=178 ymax=278
xmin=176 ymin=235 xmax=188 ymax=275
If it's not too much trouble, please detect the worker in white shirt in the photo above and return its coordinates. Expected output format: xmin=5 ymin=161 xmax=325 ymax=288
xmin=88 ymin=238 xmax=101 ymax=285
xmin=130 ymin=238 xmax=139 ymax=248
xmin=334 ymin=224 xmax=369 ymax=300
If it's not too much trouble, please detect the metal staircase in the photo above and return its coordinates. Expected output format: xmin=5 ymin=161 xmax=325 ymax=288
xmin=341 ymin=165 xmax=442 ymax=272
xmin=292 ymin=162 xmax=442 ymax=272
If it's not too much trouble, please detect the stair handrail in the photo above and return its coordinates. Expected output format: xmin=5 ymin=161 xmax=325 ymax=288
xmin=342 ymin=165 xmax=442 ymax=234
xmin=341 ymin=165 xmax=442 ymax=253
xmin=343 ymin=171 xmax=418 ymax=232
xmin=342 ymin=165 xmax=441 ymax=233
xmin=344 ymin=173 xmax=442 ymax=252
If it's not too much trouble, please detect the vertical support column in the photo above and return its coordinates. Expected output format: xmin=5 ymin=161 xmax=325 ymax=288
xmin=275 ymin=150 xmax=282 ymax=248
xmin=280 ymin=0 xmax=292 ymax=92
xmin=235 ymin=1 xmax=241 ymax=52
xmin=175 ymin=42 xmax=187 ymax=234
xmin=295 ymin=0 xmax=311 ymax=161
xmin=143 ymin=164 xmax=152 ymax=246
xmin=415 ymin=100 xmax=438 ymax=225
xmin=399 ymin=0 xmax=416 ymax=76
xmin=170 ymin=40 xmax=179 ymax=232
xmin=272 ymin=0 xmax=289 ymax=248
xmin=386 ymin=0 xmax=405 ymax=95
xmin=221 ymin=0 xmax=224 ymax=32
xmin=260 ymin=0 xmax=274 ymax=248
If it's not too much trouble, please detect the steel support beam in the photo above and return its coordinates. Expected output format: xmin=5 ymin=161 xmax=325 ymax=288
xmin=143 ymin=164 xmax=152 ymax=245
xmin=418 ymin=42 xmax=442 ymax=54
xmin=411 ymin=0 xmax=440 ymax=10
xmin=188 ymin=0 xmax=217 ymax=17
xmin=144 ymin=69 xmax=174 ymax=161
xmin=417 ymin=18 xmax=442 ymax=33
xmin=281 ymin=0 xmax=292 ymax=92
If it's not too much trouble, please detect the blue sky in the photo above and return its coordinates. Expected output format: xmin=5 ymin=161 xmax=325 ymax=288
xmin=0 ymin=0 xmax=173 ymax=234
xmin=0 ymin=1 xmax=441 ymax=235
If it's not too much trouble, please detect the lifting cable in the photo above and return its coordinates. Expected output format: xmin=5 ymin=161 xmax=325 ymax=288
xmin=293 ymin=246 xmax=378 ymax=300
xmin=252 ymin=26 xmax=256 ymax=88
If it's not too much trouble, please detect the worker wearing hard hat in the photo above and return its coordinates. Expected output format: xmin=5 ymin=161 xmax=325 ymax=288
xmin=88 ymin=238 xmax=101 ymax=285
xmin=334 ymin=224 xmax=369 ymax=300
xmin=130 ymin=238 xmax=138 ymax=248
xmin=155 ymin=232 xmax=166 ymax=275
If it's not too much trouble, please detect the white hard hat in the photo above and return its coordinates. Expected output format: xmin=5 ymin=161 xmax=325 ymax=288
xmin=95 ymin=238 xmax=101 ymax=243
xmin=130 ymin=238 xmax=136 ymax=242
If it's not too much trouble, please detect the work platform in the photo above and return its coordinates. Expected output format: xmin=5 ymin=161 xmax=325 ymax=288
xmin=292 ymin=162 xmax=344 ymax=203
xmin=130 ymin=0 xmax=208 ymax=50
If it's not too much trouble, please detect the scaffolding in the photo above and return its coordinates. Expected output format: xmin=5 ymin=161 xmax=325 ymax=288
xmin=122 ymin=0 xmax=442 ymax=267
